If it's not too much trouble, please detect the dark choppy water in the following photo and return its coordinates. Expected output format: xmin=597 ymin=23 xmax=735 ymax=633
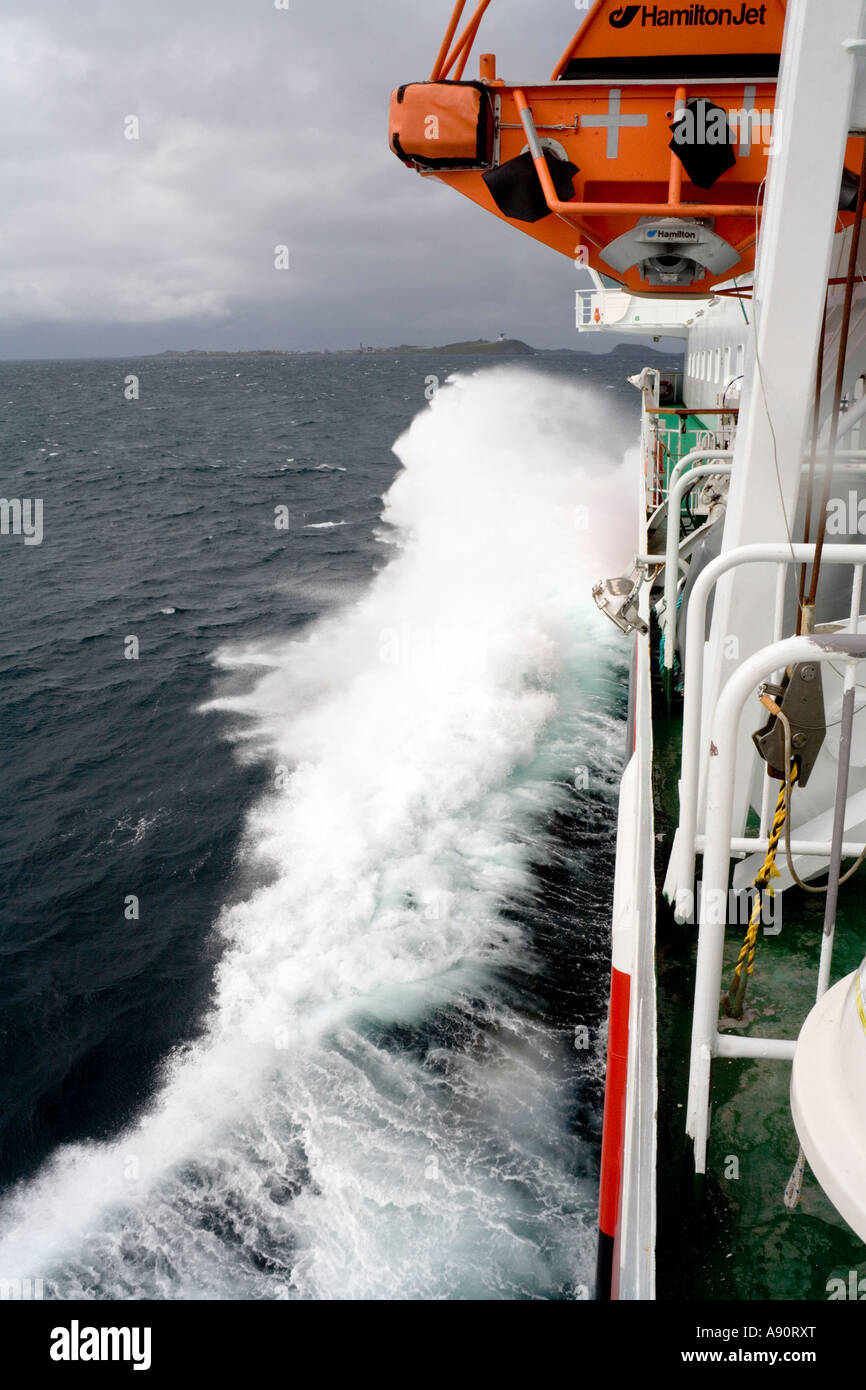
xmin=0 ymin=349 xmax=661 ymax=1299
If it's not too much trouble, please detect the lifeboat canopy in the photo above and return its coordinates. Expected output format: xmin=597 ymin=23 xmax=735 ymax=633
xmin=387 ymin=0 xmax=866 ymax=296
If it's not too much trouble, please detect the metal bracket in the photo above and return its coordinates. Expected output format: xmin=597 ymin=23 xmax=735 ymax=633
xmin=592 ymin=561 xmax=650 ymax=636
xmin=752 ymin=663 xmax=827 ymax=788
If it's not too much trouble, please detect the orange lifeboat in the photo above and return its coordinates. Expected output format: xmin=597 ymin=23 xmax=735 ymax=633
xmin=389 ymin=0 xmax=865 ymax=295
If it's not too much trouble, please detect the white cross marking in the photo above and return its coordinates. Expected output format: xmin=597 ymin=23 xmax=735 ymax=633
xmin=582 ymin=88 xmax=648 ymax=160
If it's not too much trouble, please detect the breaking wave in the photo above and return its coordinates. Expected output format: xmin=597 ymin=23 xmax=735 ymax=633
xmin=0 ymin=368 xmax=636 ymax=1300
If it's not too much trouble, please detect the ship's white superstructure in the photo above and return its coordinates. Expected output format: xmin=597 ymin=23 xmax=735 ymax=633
xmin=591 ymin=0 xmax=866 ymax=1295
xmin=392 ymin=0 xmax=866 ymax=1302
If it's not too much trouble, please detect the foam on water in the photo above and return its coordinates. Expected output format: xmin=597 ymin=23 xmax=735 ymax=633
xmin=0 ymin=368 xmax=636 ymax=1300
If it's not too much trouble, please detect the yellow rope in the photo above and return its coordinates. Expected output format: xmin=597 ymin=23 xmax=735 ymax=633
xmin=724 ymin=762 xmax=798 ymax=1019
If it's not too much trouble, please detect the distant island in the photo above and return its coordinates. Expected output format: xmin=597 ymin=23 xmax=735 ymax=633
xmin=367 ymin=338 xmax=536 ymax=356
xmin=155 ymin=338 xmax=534 ymax=358
xmin=154 ymin=337 xmax=683 ymax=359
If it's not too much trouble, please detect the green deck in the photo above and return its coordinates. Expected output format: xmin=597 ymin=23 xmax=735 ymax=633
xmin=652 ymin=708 xmax=866 ymax=1301
xmin=655 ymin=408 xmax=730 ymax=498
xmin=660 ymin=412 xmax=712 ymax=485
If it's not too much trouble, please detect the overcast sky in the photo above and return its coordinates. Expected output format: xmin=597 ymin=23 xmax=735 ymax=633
xmin=0 ymin=0 xmax=658 ymax=358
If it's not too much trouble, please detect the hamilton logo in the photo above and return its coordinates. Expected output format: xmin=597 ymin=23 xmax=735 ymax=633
xmin=608 ymin=4 xmax=768 ymax=26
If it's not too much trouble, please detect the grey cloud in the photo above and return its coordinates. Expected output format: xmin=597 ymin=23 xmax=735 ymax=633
xmin=0 ymin=1 xmax=671 ymax=357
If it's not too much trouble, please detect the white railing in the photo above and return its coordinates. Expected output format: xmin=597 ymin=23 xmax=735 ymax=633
xmin=666 ymin=542 xmax=866 ymax=918
xmin=659 ymin=458 xmax=866 ymax=678
xmin=685 ymin=629 xmax=866 ymax=1172
xmin=643 ymin=419 xmax=732 ymax=514
xmin=661 ymin=461 xmax=733 ymax=676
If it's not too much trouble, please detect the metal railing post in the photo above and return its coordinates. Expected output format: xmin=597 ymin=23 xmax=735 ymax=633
xmin=686 ymin=633 xmax=866 ymax=1171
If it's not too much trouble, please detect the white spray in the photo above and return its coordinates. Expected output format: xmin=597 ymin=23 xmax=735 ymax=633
xmin=0 ymin=368 xmax=637 ymax=1299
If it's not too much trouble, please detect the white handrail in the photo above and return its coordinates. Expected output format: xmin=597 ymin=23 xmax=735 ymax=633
xmin=662 ymin=463 xmax=733 ymax=674
xmin=658 ymin=456 xmax=866 ymax=681
xmin=685 ymin=632 xmax=866 ymax=1170
xmin=665 ymin=447 xmax=733 ymax=501
xmin=669 ymin=542 xmax=866 ymax=919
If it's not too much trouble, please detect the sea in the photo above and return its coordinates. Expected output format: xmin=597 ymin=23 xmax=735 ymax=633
xmin=0 ymin=347 xmax=672 ymax=1300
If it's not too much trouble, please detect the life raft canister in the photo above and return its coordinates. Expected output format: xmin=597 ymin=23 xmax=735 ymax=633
xmin=389 ymin=81 xmax=494 ymax=171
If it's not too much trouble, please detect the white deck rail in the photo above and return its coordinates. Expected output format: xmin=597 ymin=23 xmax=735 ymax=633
xmin=666 ymin=543 xmax=866 ymax=918
xmin=685 ymin=630 xmax=866 ymax=1172
xmin=661 ymin=462 xmax=733 ymax=675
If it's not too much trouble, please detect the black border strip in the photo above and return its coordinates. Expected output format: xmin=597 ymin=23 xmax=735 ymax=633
xmin=561 ymin=53 xmax=780 ymax=80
